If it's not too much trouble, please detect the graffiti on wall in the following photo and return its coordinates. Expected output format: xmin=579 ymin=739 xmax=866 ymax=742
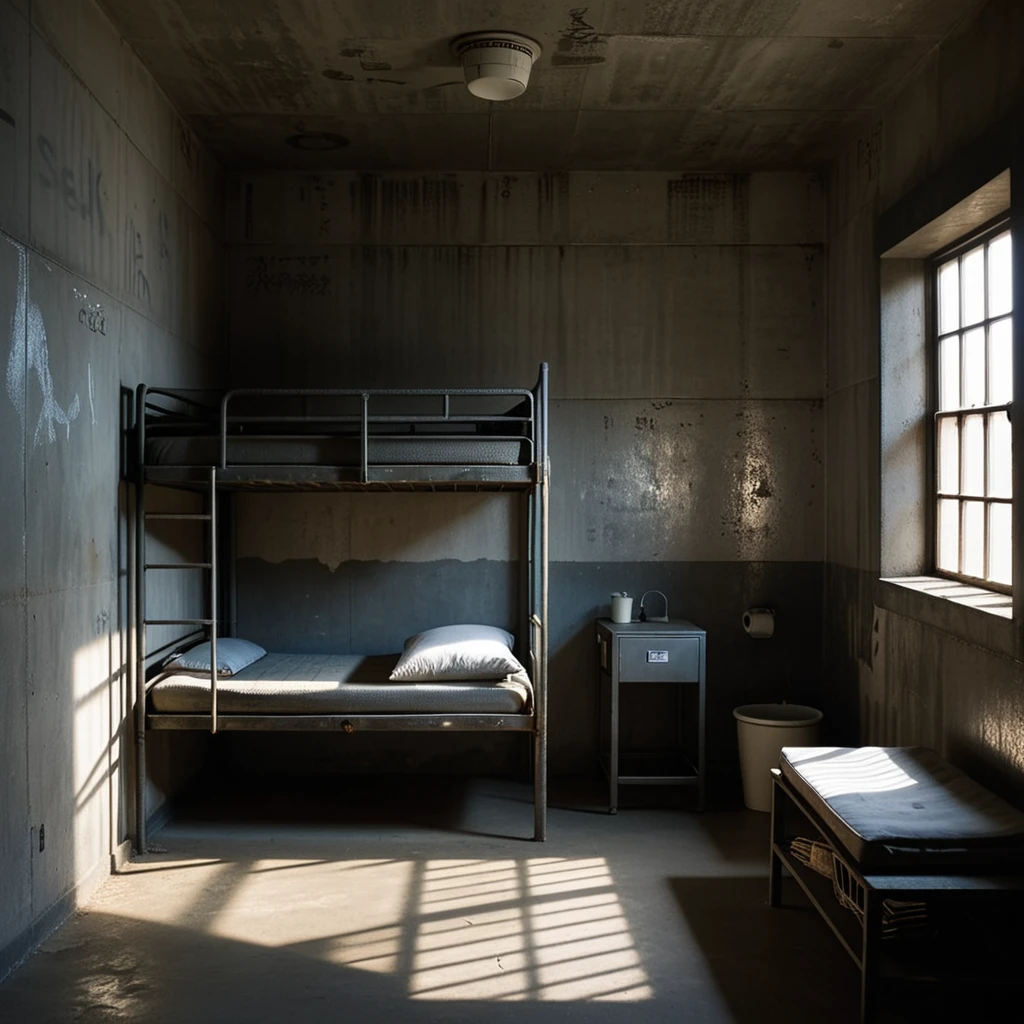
xmin=244 ymin=254 xmax=332 ymax=296
xmin=74 ymin=286 xmax=107 ymax=336
xmin=6 ymin=240 xmax=81 ymax=444
xmin=37 ymin=135 xmax=108 ymax=238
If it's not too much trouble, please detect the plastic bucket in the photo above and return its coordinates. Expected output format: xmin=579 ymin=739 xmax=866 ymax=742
xmin=733 ymin=703 xmax=823 ymax=812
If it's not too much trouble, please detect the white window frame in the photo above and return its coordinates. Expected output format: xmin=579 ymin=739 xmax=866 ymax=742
xmin=932 ymin=218 xmax=1013 ymax=594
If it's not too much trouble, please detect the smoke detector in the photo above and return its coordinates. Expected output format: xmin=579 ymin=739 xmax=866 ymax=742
xmin=451 ymin=31 xmax=542 ymax=102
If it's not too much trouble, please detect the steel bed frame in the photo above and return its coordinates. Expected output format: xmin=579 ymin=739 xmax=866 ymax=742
xmin=130 ymin=364 xmax=550 ymax=852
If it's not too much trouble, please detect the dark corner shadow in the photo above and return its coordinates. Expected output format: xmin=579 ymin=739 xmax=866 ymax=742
xmin=945 ymin=740 xmax=1024 ymax=811
xmin=479 ymin=774 xmax=619 ymax=816
xmin=667 ymin=875 xmax=859 ymax=1024
xmin=481 ymin=775 xmax=707 ymax=819
xmin=666 ymin=877 xmax=1016 ymax=1024
xmin=164 ymin=772 xmax=535 ymax=841
xmin=694 ymin=810 xmax=774 ymax=863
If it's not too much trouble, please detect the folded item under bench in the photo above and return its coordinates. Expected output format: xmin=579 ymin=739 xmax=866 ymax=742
xmin=780 ymin=746 xmax=1024 ymax=868
xmin=149 ymin=651 xmax=532 ymax=716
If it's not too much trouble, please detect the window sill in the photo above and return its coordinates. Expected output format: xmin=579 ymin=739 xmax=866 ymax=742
xmin=878 ymin=576 xmax=1015 ymax=659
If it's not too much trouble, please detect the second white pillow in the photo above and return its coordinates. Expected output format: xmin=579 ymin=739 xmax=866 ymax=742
xmin=389 ymin=624 xmax=524 ymax=681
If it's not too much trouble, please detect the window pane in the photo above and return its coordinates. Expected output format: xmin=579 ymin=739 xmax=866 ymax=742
xmin=937 ymin=499 xmax=960 ymax=572
xmin=962 ymin=414 xmax=984 ymax=495
xmin=962 ymin=327 xmax=986 ymax=407
xmin=988 ymin=410 xmax=1012 ymax=498
xmin=938 ymin=259 xmax=960 ymax=334
xmin=962 ymin=501 xmax=985 ymax=578
xmin=962 ymin=245 xmax=985 ymax=326
xmin=988 ymin=231 xmax=1013 ymax=318
xmin=989 ymin=317 xmax=1013 ymax=405
xmin=937 ymin=417 xmax=959 ymax=494
xmin=939 ymin=334 xmax=960 ymax=410
xmin=934 ymin=227 xmax=1013 ymax=591
xmin=989 ymin=503 xmax=1012 ymax=586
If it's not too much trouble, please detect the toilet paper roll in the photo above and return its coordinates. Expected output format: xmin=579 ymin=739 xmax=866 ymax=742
xmin=743 ymin=609 xmax=775 ymax=638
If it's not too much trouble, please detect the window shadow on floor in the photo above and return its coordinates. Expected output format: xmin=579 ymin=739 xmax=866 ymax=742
xmin=0 ymin=910 xmax=669 ymax=1024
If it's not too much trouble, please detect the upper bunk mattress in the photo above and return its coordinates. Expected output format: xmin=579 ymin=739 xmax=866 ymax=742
xmin=149 ymin=651 xmax=532 ymax=716
xmin=146 ymin=436 xmax=526 ymax=467
xmin=781 ymin=746 xmax=1024 ymax=868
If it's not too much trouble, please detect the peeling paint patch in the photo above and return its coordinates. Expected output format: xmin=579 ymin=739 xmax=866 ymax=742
xmin=553 ymin=7 xmax=608 ymax=67
xmin=237 ymin=493 xmax=517 ymax=568
xmin=286 ymin=131 xmax=349 ymax=151
xmin=323 ymin=67 xmax=405 ymax=87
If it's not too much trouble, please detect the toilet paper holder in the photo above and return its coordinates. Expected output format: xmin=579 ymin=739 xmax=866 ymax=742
xmin=638 ymin=590 xmax=669 ymax=623
xmin=742 ymin=608 xmax=775 ymax=638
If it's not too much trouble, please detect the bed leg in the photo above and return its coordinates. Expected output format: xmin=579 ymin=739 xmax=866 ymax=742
xmin=533 ymin=731 xmax=547 ymax=842
xmin=768 ymin=774 xmax=783 ymax=907
xmin=861 ymin=890 xmax=882 ymax=1024
xmin=133 ymin=429 xmax=147 ymax=858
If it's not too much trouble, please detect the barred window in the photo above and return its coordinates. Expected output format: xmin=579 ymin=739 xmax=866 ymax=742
xmin=934 ymin=223 xmax=1012 ymax=590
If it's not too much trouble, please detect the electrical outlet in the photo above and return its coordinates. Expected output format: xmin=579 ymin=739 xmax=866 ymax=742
xmin=38 ymin=824 xmax=44 ymax=852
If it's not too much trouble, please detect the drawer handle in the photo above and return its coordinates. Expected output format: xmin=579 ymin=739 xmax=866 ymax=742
xmin=647 ymin=650 xmax=669 ymax=663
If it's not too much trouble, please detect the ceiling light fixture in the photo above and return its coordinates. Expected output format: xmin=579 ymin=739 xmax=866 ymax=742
xmin=451 ymin=31 xmax=542 ymax=102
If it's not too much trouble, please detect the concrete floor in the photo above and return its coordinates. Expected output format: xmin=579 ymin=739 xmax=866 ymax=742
xmin=0 ymin=776 xmax=991 ymax=1023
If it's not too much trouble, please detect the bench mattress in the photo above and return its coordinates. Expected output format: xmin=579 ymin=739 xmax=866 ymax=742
xmin=780 ymin=746 xmax=1024 ymax=867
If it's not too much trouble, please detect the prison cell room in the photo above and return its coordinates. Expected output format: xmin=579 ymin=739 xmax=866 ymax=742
xmin=0 ymin=2 xmax=1022 ymax=1023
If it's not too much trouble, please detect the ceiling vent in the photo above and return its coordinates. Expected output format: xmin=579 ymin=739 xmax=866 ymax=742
xmin=451 ymin=31 xmax=542 ymax=102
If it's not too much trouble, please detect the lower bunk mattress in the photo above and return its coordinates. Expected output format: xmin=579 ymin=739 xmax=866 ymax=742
xmin=148 ymin=651 xmax=532 ymax=716
xmin=146 ymin=436 xmax=527 ymax=468
xmin=781 ymin=746 xmax=1024 ymax=868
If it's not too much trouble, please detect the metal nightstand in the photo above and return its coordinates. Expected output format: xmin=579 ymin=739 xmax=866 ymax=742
xmin=596 ymin=618 xmax=706 ymax=813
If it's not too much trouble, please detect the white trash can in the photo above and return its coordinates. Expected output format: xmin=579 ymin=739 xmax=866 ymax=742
xmin=733 ymin=703 xmax=823 ymax=812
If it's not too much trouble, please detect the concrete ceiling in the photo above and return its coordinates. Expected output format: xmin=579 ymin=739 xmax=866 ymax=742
xmin=99 ymin=0 xmax=987 ymax=171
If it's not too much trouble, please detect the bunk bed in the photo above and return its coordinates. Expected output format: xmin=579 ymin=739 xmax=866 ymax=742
xmin=129 ymin=365 xmax=549 ymax=851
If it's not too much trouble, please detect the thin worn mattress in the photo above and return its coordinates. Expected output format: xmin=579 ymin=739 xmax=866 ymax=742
xmin=781 ymin=746 xmax=1024 ymax=868
xmin=149 ymin=651 xmax=532 ymax=716
xmin=146 ymin=436 xmax=526 ymax=467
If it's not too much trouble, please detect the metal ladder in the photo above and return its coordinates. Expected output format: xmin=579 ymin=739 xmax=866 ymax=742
xmin=136 ymin=466 xmax=219 ymax=733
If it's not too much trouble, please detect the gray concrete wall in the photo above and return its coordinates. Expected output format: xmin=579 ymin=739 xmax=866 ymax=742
xmin=226 ymin=169 xmax=827 ymax=780
xmin=0 ymin=0 xmax=223 ymax=975
xmin=824 ymin=0 xmax=1024 ymax=794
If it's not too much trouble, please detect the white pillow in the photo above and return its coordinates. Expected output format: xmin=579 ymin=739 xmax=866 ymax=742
xmin=390 ymin=624 xmax=524 ymax=682
xmin=167 ymin=638 xmax=266 ymax=676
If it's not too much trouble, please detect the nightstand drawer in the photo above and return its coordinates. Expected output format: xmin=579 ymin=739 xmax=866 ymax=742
xmin=619 ymin=636 xmax=700 ymax=682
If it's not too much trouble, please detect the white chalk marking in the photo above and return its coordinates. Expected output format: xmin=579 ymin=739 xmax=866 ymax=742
xmin=5 ymin=241 xmax=80 ymax=444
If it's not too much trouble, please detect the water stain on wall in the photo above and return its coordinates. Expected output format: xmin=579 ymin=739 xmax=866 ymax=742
xmin=667 ymin=175 xmax=750 ymax=243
